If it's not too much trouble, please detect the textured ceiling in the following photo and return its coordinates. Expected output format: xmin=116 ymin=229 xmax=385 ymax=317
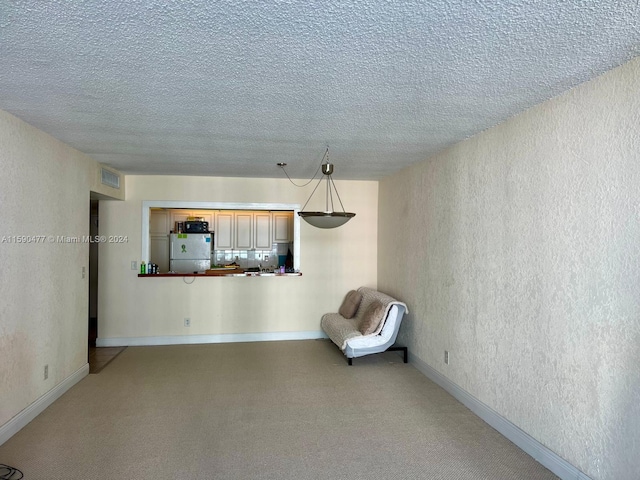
xmin=1 ymin=1 xmax=639 ymax=180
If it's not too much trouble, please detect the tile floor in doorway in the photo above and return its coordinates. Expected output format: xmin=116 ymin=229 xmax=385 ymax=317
xmin=88 ymin=346 xmax=126 ymax=374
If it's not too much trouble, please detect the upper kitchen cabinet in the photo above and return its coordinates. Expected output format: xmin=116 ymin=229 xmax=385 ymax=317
xmin=215 ymin=211 xmax=234 ymax=249
xmin=272 ymin=212 xmax=293 ymax=243
xmin=254 ymin=212 xmax=272 ymax=249
xmin=216 ymin=211 xmax=275 ymax=250
xmin=170 ymin=210 xmax=214 ymax=232
xmin=155 ymin=209 xmax=292 ymax=251
xmin=150 ymin=209 xmax=170 ymax=234
xmin=234 ymin=211 xmax=253 ymax=249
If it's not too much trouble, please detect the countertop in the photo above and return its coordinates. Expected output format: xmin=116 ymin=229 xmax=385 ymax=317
xmin=138 ymin=271 xmax=301 ymax=278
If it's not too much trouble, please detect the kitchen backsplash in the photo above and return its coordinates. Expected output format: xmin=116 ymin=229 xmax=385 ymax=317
xmin=213 ymin=243 xmax=292 ymax=270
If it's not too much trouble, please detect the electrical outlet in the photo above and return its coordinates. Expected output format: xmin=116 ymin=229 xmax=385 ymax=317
xmin=131 ymin=261 xmax=137 ymax=270
xmin=444 ymin=351 xmax=449 ymax=365
xmin=82 ymin=266 xmax=86 ymax=279
xmin=44 ymin=364 xmax=49 ymax=380
xmin=184 ymin=318 xmax=191 ymax=327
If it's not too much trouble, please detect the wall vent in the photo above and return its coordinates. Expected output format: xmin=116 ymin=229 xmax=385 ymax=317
xmin=101 ymin=168 xmax=120 ymax=189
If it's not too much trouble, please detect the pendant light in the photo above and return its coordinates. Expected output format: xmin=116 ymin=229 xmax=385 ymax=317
xmin=279 ymin=148 xmax=355 ymax=229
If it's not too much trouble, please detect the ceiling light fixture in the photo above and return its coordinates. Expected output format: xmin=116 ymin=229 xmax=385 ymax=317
xmin=279 ymin=147 xmax=356 ymax=229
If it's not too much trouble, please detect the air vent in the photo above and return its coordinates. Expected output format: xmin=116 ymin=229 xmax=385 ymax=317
xmin=101 ymin=168 xmax=120 ymax=189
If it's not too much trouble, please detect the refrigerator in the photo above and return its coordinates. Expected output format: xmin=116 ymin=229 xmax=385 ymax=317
xmin=169 ymin=233 xmax=212 ymax=273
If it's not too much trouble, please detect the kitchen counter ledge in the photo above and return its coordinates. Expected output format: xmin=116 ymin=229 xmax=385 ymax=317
xmin=138 ymin=272 xmax=302 ymax=278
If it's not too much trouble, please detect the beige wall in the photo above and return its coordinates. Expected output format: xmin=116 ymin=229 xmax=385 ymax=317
xmin=0 ymin=109 xmax=122 ymax=427
xmin=378 ymin=57 xmax=640 ymax=480
xmin=97 ymin=175 xmax=377 ymax=342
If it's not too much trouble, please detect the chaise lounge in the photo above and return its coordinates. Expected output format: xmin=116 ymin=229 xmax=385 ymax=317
xmin=321 ymin=287 xmax=409 ymax=365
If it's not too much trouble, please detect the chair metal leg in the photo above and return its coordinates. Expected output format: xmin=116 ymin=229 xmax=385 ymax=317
xmin=388 ymin=346 xmax=408 ymax=363
xmin=346 ymin=347 xmax=407 ymax=366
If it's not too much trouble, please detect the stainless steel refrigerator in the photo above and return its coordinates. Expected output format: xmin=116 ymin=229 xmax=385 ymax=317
xmin=169 ymin=233 xmax=212 ymax=273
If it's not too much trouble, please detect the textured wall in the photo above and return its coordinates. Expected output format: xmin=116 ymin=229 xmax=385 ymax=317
xmin=0 ymin=110 xmax=97 ymax=427
xmin=378 ymin=57 xmax=640 ymax=480
xmin=97 ymin=175 xmax=377 ymax=340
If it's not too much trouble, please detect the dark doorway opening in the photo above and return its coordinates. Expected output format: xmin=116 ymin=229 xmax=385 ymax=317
xmin=88 ymin=199 xmax=99 ymax=348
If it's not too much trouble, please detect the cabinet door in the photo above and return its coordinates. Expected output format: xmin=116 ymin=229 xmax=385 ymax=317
xmin=215 ymin=212 xmax=234 ymax=249
xmin=235 ymin=212 xmax=253 ymax=249
xmin=272 ymin=212 xmax=293 ymax=243
xmin=150 ymin=234 xmax=170 ymax=273
xmin=170 ymin=210 xmax=191 ymax=232
xmin=191 ymin=210 xmax=214 ymax=231
xmin=150 ymin=210 xmax=170 ymax=271
xmin=150 ymin=210 xmax=169 ymax=235
xmin=254 ymin=212 xmax=272 ymax=249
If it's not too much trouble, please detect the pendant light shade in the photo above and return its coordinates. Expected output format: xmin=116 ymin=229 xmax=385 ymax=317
xmin=297 ymin=156 xmax=355 ymax=229
xmin=278 ymin=148 xmax=355 ymax=229
xmin=298 ymin=211 xmax=355 ymax=229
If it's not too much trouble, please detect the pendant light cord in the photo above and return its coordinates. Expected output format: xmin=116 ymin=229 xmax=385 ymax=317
xmin=300 ymin=173 xmax=326 ymax=211
xmin=298 ymin=148 xmax=348 ymax=214
xmin=279 ymin=147 xmax=328 ymax=187
xmin=328 ymin=174 xmax=349 ymax=213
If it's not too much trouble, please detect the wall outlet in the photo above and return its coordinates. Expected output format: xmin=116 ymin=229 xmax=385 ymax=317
xmin=444 ymin=350 xmax=449 ymax=365
xmin=44 ymin=364 xmax=49 ymax=380
xmin=82 ymin=266 xmax=86 ymax=279
xmin=184 ymin=317 xmax=191 ymax=327
xmin=131 ymin=261 xmax=137 ymax=270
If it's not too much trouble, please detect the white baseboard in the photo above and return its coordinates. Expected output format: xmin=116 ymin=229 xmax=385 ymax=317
xmin=96 ymin=330 xmax=328 ymax=347
xmin=410 ymin=354 xmax=592 ymax=480
xmin=0 ymin=363 xmax=89 ymax=447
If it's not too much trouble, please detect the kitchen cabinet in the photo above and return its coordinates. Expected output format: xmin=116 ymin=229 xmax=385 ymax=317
xmin=149 ymin=235 xmax=170 ymax=273
xmin=215 ymin=211 xmax=234 ymax=249
xmin=150 ymin=209 xmax=169 ymax=234
xmin=158 ymin=209 xmax=292 ymax=251
xmin=254 ymin=212 xmax=272 ymax=249
xmin=149 ymin=209 xmax=170 ymax=272
xmin=234 ymin=212 xmax=253 ymax=249
xmin=169 ymin=210 xmax=213 ymax=232
xmin=215 ymin=211 xmax=273 ymax=250
xmin=272 ymin=212 xmax=293 ymax=243
xmin=235 ymin=211 xmax=272 ymax=250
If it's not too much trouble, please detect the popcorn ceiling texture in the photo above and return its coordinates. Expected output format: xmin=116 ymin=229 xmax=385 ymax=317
xmin=378 ymin=57 xmax=640 ymax=480
xmin=0 ymin=1 xmax=639 ymax=179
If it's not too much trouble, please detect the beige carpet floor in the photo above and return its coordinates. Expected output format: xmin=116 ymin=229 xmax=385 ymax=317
xmin=0 ymin=340 xmax=559 ymax=479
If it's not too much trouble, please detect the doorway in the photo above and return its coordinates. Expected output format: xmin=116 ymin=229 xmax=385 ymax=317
xmin=88 ymin=199 xmax=99 ymax=348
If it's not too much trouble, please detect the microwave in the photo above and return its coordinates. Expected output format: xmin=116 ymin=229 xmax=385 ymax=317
xmin=184 ymin=221 xmax=209 ymax=233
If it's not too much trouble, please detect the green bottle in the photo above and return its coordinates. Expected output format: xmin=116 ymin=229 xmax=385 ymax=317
xmin=140 ymin=261 xmax=146 ymax=274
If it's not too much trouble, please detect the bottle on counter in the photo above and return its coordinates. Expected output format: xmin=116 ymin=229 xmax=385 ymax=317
xmin=140 ymin=261 xmax=146 ymax=274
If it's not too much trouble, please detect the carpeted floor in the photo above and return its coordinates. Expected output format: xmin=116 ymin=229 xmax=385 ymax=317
xmin=0 ymin=340 xmax=559 ymax=479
